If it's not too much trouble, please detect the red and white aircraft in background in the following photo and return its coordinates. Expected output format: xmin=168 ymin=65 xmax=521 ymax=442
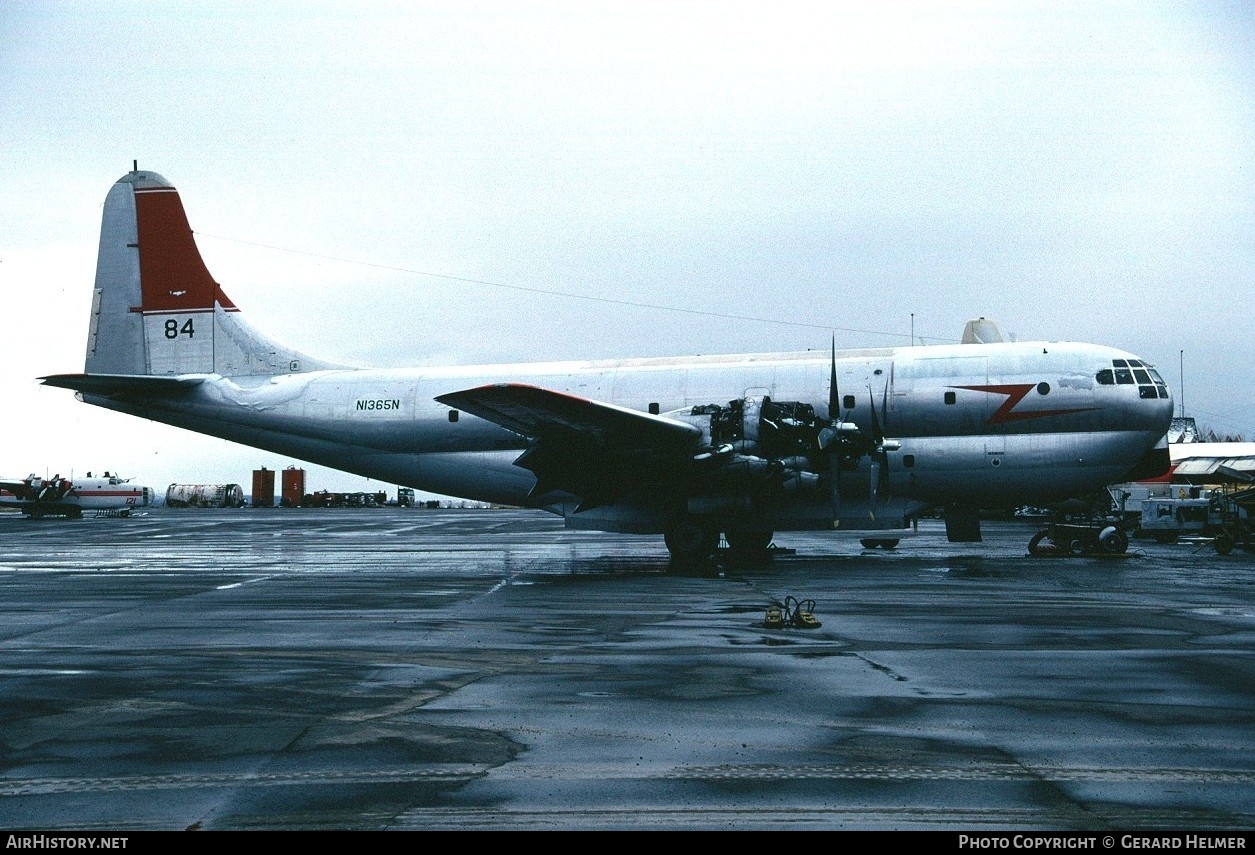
xmin=0 ymin=472 xmax=153 ymax=518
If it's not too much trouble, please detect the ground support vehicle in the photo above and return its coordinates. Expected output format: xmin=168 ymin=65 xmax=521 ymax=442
xmin=1027 ymin=518 xmax=1131 ymax=556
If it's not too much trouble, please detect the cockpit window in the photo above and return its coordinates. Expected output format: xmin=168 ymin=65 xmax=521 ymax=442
xmin=1098 ymin=359 xmax=1170 ymax=400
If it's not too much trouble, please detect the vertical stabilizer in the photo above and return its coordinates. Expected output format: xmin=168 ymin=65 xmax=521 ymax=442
xmin=84 ymin=170 xmax=343 ymax=378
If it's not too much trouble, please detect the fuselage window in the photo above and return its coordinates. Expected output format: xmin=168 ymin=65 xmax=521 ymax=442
xmin=944 ymin=391 xmax=956 ymax=405
xmin=1157 ymin=385 xmax=1169 ymax=398
xmin=1138 ymin=386 xmax=1159 ymax=399
xmin=1114 ymin=368 xmax=1134 ymax=384
xmin=448 ymin=410 xmax=459 ymax=423
xmin=648 ymin=402 xmax=659 ymax=414
xmin=1112 ymin=359 xmax=1129 ymax=367
xmin=1036 ymin=382 xmax=1050 ymax=395
xmin=1097 ymin=369 xmax=1114 ymax=385
xmin=843 ymin=394 xmax=856 ymax=410
xmin=902 ymin=454 xmax=915 ymax=468
xmin=1132 ymin=368 xmax=1152 ymax=384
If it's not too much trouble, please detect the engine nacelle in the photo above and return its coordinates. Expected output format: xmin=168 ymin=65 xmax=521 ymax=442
xmin=673 ymin=396 xmax=830 ymax=507
xmin=677 ymin=396 xmax=825 ymax=460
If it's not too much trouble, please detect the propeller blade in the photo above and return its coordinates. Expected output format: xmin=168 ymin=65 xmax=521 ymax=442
xmin=829 ymin=336 xmax=839 ymax=421
xmin=868 ymin=386 xmax=883 ymax=445
xmin=829 ymin=453 xmax=842 ymax=523
xmin=878 ymin=384 xmax=891 ymax=499
xmin=828 ymin=337 xmax=841 ymax=523
xmin=866 ymin=385 xmax=893 ymax=517
xmin=868 ymin=458 xmax=880 ymax=517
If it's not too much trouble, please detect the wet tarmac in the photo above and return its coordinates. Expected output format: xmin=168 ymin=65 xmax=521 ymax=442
xmin=0 ymin=507 xmax=1252 ymax=831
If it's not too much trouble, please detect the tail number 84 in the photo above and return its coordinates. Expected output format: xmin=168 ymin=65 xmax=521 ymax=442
xmin=164 ymin=318 xmax=195 ymax=339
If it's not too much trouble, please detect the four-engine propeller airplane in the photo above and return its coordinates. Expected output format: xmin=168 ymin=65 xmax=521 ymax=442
xmin=40 ymin=169 xmax=1174 ymax=560
xmin=0 ymin=472 xmax=153 ymax=519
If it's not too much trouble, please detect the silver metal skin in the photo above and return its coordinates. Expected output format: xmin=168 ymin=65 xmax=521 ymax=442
xmin=42 ymin=171 xmax=1175 ymax=553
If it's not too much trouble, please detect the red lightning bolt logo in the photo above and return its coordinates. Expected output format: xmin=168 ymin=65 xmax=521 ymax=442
xmin=950 ymin=384 xmax=1094 ymax=424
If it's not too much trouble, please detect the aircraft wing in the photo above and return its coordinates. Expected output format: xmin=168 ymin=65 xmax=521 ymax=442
xmin=435 ymin=383 xmax=701 ymax=451
xmin=40 ymin=373 xmax=206 ymax=396
xmin=435 ymin=383 xmax=703 ymax=507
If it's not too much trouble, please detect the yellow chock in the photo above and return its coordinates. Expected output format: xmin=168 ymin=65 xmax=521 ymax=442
xmin=764 ymin=605 xmax=784 ymax=629
xmin=792 ymin=609 xmax=821 ymax=629
xmin=784 ymin=596 xmax=821 ymax=629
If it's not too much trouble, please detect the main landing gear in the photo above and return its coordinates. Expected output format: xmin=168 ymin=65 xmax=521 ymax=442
xmin=663 ymin=518 xmax=719 ymax=563
xmin=663 ymin=518 xmax=774 ymax=567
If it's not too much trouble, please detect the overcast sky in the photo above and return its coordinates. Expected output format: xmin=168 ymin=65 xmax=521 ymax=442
xmin=2 ymin=1 xmax=1252 ymax=500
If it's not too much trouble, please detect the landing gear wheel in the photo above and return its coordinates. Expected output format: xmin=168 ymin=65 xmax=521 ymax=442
xmin=860 ymin=538 xmax=879 ymax=549
xmin=879 ymin=539 xmax=899 ymax=549
xmin=1098 ymin=527 xmax=1128 ymax=555
xmin=1028 ymin=529 xmax=1054 ymax=555
xmin=664 ymin=518 xmax=718 ymax=563
xmin=724 ymin=528 xmax=773 ymax=553
xmin=1214 ymin=533 xmax=1235 ymax=555
xmin=860 ymin=538 xmax=900 ymax=549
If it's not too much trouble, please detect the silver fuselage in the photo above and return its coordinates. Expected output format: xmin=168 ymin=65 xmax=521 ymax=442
xmin=81 ymin=340 xmax=1171 ymax=532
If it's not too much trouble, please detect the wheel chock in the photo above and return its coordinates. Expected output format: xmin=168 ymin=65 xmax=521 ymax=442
xmin=773 ymin=596 xmax=822 ymax=629
xmin=764 ymin=605 xmax=784 ymax=629
xmin=791 ymin=607 xmax=821 ymax=629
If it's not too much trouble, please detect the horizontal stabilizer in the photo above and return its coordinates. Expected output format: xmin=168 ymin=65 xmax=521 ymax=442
xmin=436 ymin=383 xmax=701 ymax=452
xmin=40 ymin=373 xmax=206 ymax=397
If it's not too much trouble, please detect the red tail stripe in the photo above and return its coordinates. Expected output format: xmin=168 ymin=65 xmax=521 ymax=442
xmin=134 ymin=186 xmax=236 ymax=313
